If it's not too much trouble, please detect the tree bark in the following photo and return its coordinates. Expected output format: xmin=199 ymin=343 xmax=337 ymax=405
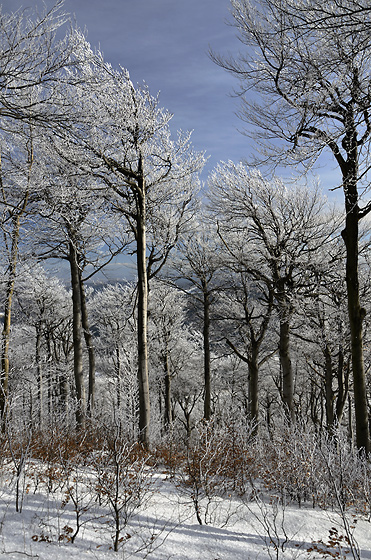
xmin=69 ymin=241 xmax=86 ymax=430
xmin=248 ymin=346 xmax=259 ymax=425
xmin=203 ymin=287 xmax=211 ymax=421
xmin=335 ymin=345 xmax=348 ymax=424
xmin=0 ymin=216 xmax=21 ymax=421
xmin=136 ymin=188 xmax=151 ymax=447
xmin=80 ymin=275 xmax=95 ymax=417
xmin=35 ymin=322 xmax=43 ymax=427
xmin=279 ymin=317 xmax=295 ymax=422
xmin=163 ymin=344 xmax=172 ymax=429
xmin=342 ymin=210 xmax=370 ymax=453
xmin=324 ymin=343 xmax=335 ymax=434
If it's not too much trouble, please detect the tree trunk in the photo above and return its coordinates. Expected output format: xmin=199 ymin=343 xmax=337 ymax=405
xmin=69 ymin=241 xmax=86 ymax=430
xmin=341 ymin=160 xmax=370 ymax=453
xmin=35 ymin=322 xmax=43 ymax=428
xmin=248 ymin=345 xmax=259 ymax=427
xmin=136 ymin=192 xmax=151 ymax=447
xmin=80 ymin=275 xmax=95 ymax=417
xmin=203 ymin=287 xmax=211 ymax=421
xmin=115 ymin=345 xmax=121 ymax=410
xmin=279 ymin=317 xmax=295 ymax=422
xmin=163 ymin=345 xmax=172 ymax=429
xmin=335 ymin=345 xmax=348 ymax=424
xmin=324 ymin=344 xmax=335 ymax=433
xmin=0 ymin=216 xmax=21 ymax=421
xmin=0 ymin=133 xmax=32 ymax=422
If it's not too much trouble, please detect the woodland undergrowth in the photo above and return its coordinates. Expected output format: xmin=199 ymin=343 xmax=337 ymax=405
xmin=0 ymin=417 xmax=369 ymax=557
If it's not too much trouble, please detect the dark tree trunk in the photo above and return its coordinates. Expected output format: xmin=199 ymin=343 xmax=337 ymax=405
xmin=80 ymin=275 xmax=96 ymax=416
xmin=341 ymin=156 xmax=370 ymax=453
xmin=163 ymin=346 xmax=172 ymax=429
xmin=279 ymin=318 xmax=295 ymax=422
xmin=35 ymin=322 xmax=43 ymax=427
xmin=248 ymin=346 xmax=259 ymax=425
xmin=69 ymin=241 xmax=86 ymax=430
xmin=335 ymin=345 xmax=348 ymax=424
xmin=324 ymin=344 xmax=335 ymax=433
xmin=203 ymin=288 xmax=211 ymax=421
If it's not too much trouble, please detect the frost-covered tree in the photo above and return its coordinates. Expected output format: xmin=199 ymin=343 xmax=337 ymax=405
xmin=0 ymin=1 xmax=95 ymax=422
xmin=54 ymin=66 xmax=205 ymax=445
xmin=209 ymin=163 xmax=334 ymax=421
xmin=89 ymin=283 xmax=138 ymax=437
xmin=13 ymin=265 xmax=72 ymax=426
xmin=32 ymin=147 xmax=126 ymax=428
xmin=0 ymin=2 xmax=91 ymax=126
xmin=0 ymin=122 xmax=38 ymax=420
xmin=148 ymin=281 xmax=194 ymax=431
xmin=169 ymin=218 xmax=225 ymax=421
xmin=218 ymin=268 xmax=274 ymax=428
xmin=214 ymin=0 xmax=371 ymax=451
xmin=297 ymin=237 xmax=351 ymax=433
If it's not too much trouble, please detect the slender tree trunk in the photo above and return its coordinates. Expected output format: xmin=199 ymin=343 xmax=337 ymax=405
xmin=59 ymin=369 xmax=69 ymax=422
xmin=35 ymin=322 xmax=43 ymax=428
xmin=80 ymin=275 xmax=95 ymax=416
xmin=248 ymin=345 xmax=259 ymax=426
xmin=0 ymin=134 xmax=32 ymax=422
xmin=341 ymin=160 xmax=370 ymax=453
xmin=0 ymin=217 xmax=21 ymax=421
xmin=203 ymin=287 xmax=211 ymax=421
xmin=324 ymin=344 xmax=335 ymax=434
xmin=279 ymin=317 xmax=295 ymax=422
xmin=115 ymin=345 xmax=121 ymax=410
xmin=309 ymin=379 xmax=319 ymax=428
xmin=185 ymin=409 xmax=192 ymax=441
xmin=69 ymin=241 xmax=86 ymax=430
xmin=136 ymin=189 xmax=150 ymax=447
xmin=163 ymin=344 xmax=172 ymax=429
xmin=348 ymin=394 xmax=354 ymax=445
xmin=335 ymin=345 xmax=348 ymax=423
xmin=0 ymin=277 xmax=13 ymax=420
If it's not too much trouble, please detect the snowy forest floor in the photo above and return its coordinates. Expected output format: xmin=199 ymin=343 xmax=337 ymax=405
xmin=1 ymin=420 xmax=371 ymax=560
xmin=0 ymin=469 xmax=371 ymax=560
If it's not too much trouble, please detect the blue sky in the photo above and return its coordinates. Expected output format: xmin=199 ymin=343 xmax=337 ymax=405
xmin=3 ymin=0 xmax=248 ymax=182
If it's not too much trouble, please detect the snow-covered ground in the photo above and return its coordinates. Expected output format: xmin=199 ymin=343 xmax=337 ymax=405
xmin=0 ymin=471 xmax=370 ymax=560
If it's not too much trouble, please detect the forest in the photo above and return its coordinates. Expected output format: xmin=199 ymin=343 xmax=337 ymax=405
xmin=1 ymin=1 xmax=371 ymax=558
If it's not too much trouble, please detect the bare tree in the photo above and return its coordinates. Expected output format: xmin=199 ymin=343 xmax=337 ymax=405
xmin=213 ymin=0 xmax=371 ymax=451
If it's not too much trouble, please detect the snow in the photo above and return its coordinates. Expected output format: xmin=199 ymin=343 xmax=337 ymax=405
xmin=0 ymin=471 xmax=370 ymax=560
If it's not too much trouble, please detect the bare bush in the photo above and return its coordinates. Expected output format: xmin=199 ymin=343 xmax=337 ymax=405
xmin=91 ymin=427 xmax=154 ymax=552
xmin=174 ymin=420 xmax=253 ymax=526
